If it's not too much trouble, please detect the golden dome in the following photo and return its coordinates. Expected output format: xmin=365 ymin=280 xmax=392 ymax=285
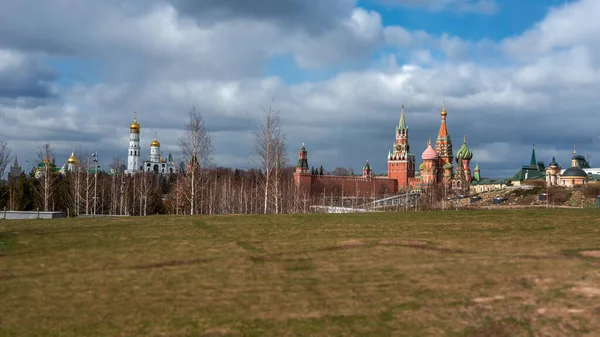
xmin=67 ymin=151 xmax=78 ymax=164
xmin=151 ymin=138 xmax=160 ymax=147
xmin=130 ymin=112 xmax=140 ymax=132
xmin=441 ymin=107 xmax=447 ymax=116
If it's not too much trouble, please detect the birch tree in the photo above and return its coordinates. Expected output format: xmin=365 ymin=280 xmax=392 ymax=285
xmin=0 ymin=139 xmax=12 ymax=180
xmin=178 ymin=105 xmax=213 ymax=215
xmin=252 ymin=108 xmax=285 ymax=214
xmin=36 ymin=144 xmax=59 ymax=211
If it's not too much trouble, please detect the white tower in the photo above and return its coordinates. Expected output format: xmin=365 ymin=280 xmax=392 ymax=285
xmin=127 ymin=112 xmax=141 ymax=173
xmin=150 ymin=133 xmax=161 ymax=163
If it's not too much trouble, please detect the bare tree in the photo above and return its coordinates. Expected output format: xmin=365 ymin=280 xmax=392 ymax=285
xmin=36 ymin=144 xmax=59 ymax=211
xmin=252 ymin=107 xmax=285 ymax=214
xmin=272 ymin=133 xmax=287 ymax=214
xmin=0 ymin=139 xmax=12 ymax=180
xmin=178 ymin=105 xmax=214 ymax=215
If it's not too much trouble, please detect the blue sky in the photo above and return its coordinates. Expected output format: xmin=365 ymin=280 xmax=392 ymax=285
xmin=1 ymin=0 xmax=600 ymax=179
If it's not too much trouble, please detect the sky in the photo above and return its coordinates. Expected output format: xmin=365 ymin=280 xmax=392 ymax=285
xmin=1 ymin=0 xmax=599 ymax=178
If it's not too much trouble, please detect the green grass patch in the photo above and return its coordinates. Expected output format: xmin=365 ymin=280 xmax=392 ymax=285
xmin=0 ymin=209 xmax=599 ymax=336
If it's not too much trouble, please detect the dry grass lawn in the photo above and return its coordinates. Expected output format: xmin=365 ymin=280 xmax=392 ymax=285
xmin=1 ymin=209 xmax=599 ymax=336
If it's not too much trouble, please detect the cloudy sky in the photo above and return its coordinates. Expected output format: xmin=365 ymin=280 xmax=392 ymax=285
xmin=1 ymin=0 xmax=599 ymax=178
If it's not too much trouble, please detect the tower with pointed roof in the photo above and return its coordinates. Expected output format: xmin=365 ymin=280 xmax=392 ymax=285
xmin=435 ymin=106 xmax=453 ymax=184
xmin=8 ymin=156 xmax=22 ymax=182
xmin=126 ymin=112 xmax=141 ymax=174
xmin=293 ymin=143 xmax=312 ymax=193
xmin=473 ymin=163 xmax=481 ymax=182
xmin=387 ymin=105 xmax=415 ymax=190
xmin=362 ymin=160 xmax=373 ymax=178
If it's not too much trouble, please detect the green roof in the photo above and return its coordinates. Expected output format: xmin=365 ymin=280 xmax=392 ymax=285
xmin=511 ymin=167 xmax=545 ymax=181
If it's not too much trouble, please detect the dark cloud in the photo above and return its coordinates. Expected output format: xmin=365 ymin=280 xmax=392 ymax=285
xmin=0 ymin=53 xmax=58 ymax=100
xmin=168 ymin=0 xmax=356 ymax=34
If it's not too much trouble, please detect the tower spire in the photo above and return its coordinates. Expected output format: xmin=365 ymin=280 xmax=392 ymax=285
xmin=398 ymin=105 xmax=407 ymax=130
xmin=530 ymin=144 xmax=537 ymax=167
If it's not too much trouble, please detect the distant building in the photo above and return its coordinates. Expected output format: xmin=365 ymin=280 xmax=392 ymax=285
xmin=7 ymin=157 xmax=22 ymax=182
xmin=509 ymin=145 xmax=546 ymax=185
xmin=547 ymin=147 xmax=590 ymax=187
xmin=124 ymin=113 xmax=177 ymax=175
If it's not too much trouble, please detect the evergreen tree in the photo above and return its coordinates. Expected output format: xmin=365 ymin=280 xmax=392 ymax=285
xmin=319 ymin=165 xmax=324 ymax=175
xmin=16 ymin=172 xmax=34 ymax=211
xmin=0 ymin=182 xmax=8 ymax=210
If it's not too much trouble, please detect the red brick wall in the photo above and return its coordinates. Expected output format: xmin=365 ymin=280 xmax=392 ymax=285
xmin=306 ymin=175 xmax=398 ymax=198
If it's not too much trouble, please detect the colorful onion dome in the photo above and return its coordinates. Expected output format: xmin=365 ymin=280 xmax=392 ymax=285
xmin=67 ymin=151 xmax=78 ymax=164
xmin=455 ymin=133 xmax=473 ymax=161
xmin=419 ymin=162 xmax=426 ymax=171
xmin=441 ymin=106 xmax=447 ymax=116
xmin=474 ymin=162 xmax=480 ymax=171
xmin=151 ymin=138 xmax=160 ymax=147
xmin=443 ymin=162 xmax=453 ymax=170
xmin=421 ymin=138 xmax=438 ymax=160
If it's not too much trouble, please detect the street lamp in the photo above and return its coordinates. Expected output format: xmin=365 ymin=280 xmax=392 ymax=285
xmin=92 ymin=151 xmax=99 ymax=216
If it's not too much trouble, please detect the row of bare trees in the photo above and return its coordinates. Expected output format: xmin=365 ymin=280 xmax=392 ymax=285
xmin=0 ymin=105 xmax=320 ymax=215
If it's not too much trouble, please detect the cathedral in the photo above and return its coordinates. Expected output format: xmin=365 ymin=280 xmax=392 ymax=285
xmin=293 ymin=105 xmax=477 ymax=197
xmin=387 ymin=105 xmax=475 ymax=192
xmin=125 ymin=113 xmax=178 ymax=175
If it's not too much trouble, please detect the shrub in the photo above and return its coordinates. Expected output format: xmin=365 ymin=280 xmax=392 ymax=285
xmin=547 ymin=186 xmax=572 ymax=204
xmin=582 ymin=182 xmax=600 ymax=198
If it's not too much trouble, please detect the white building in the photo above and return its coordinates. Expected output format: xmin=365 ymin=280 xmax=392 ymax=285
xmin=125 ymin=113 xmax=178 ymax=175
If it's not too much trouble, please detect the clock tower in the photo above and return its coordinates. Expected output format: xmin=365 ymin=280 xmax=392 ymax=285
xmin=387 ymin=105 xmax=415 ymax=190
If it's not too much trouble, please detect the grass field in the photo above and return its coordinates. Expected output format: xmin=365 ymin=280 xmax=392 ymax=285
xmin=1 ymin=209 xmax=599 ymax=336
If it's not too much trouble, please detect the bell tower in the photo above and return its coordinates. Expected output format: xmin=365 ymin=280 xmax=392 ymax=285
xmin=126 ymin=112 xmax=141 ymax=174
xmin=387 ymin=105 xmax=415 ymax=190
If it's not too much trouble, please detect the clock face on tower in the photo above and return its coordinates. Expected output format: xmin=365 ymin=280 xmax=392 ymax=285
xmin=395 ymin=144 xmax=403 ymax=152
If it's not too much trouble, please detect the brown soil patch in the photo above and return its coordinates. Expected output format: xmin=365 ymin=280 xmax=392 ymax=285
xmin=537 ymin=307 xmax=586 ymax=315
xmin=133 ymin=257 xmax=213 ymax=269
xmin=320 ymin=239 xmax=369 ymax=251
xmin=571 ymin=287 xmax=600 ymax=297
xmin=580 ymin=250 xmax=600 ymax=258
xmin=473 ymin=295 xmax=505 ymax=303
xmin=378 ymin=239 xmax=427 ymax=246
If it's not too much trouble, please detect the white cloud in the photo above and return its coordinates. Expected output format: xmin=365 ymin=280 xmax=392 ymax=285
xmin=1 ymin=0 xmax=600 ymax=177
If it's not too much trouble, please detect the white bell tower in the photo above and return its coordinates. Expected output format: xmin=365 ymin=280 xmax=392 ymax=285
xmin=126 ymin=112 xmax=141 ymax=173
